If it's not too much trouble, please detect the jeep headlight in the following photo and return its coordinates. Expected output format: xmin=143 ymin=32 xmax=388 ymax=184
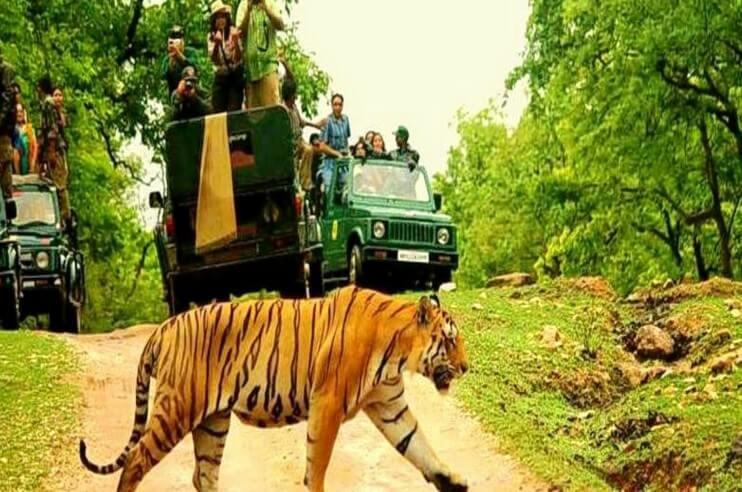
xmin=373 ymin=221 xmax=386 ymax=239
xmin=437 ymin=228 xmax=450 ymax=245
xmin=36 ymin=251 xmax=50 ymax=269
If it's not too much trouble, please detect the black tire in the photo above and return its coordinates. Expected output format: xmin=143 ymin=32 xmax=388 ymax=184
xmin=169 ymin=283 xmax=191 ymax=316
xmin=308 ymin=261 xmax=325 ymax=298
xmin=348 ymin=244 xmax=364 ymax=286
xmin=49 ymin=292 xmax=67 ymax=333
xmin=64 ymin=301 xmax=81 ymax=334
xmin=0 ymin=279 xmax=21 ymax=331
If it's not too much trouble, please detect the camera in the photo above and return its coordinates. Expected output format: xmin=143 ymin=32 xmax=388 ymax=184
xmin=184 ymin=79 xmax=195 ymax=91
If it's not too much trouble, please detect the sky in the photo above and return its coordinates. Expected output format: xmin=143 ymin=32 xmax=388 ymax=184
xmin=290 ymin=0 xmax=531 ymax=175
xmin=132 ymin=0 xmax=531 ymax=224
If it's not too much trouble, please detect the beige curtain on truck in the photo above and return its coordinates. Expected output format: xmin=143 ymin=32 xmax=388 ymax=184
xmin=195 ymin=113 xmax=237 ymax=254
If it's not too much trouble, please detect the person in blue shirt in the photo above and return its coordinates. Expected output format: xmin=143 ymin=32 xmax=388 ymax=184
xmin=317 ymin=93 xmax=351 ymax=191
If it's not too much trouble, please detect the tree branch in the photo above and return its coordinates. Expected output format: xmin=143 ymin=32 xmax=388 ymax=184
xmin=128 ymin=241 xmax=154 ymax=298
xmin=117 ymin=0 xmax=145 ymax=65
xmin=96 ymin=121 xmax=121 ymax=168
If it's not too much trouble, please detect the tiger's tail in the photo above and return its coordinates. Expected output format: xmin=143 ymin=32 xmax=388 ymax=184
xmin=79 ymin=327 xmax=160 ymax=474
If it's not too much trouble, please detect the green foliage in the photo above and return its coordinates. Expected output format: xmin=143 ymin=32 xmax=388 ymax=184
xmin=0 ymin=0 xmax=328 ymax=330
xmin=441 ymin=286 xmax=741 ymax=491
xmin=0 ymin=331 xmax=79 ymax=490
xmin=444 ymin=0 xmax=742 ymax=292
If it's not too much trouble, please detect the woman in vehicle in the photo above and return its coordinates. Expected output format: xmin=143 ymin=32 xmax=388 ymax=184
xmin=13 ymin=103 xmax=36 ymax=175
xmin=208 ymin=0 xmax=244 ymax=112
xmin=368 ymin=132 xmax=391 ymax=160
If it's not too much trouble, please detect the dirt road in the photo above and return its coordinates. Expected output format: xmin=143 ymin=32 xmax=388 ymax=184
xmin=57 ymin=325 xmax=545 ymax=491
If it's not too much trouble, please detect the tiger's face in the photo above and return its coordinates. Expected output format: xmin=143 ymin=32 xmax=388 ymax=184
xmin=416 ymin=295 xmax=468 ymax=394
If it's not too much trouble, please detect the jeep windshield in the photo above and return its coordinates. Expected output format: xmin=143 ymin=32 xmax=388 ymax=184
xmin=12 ymin=190 xmax=58 ymax=227
xmin=351 ymin=162 xmax=430 ymax=203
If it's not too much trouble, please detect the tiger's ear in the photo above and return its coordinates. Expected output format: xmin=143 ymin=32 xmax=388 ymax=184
xmin=417 ymin=295 xmax=435 ymax=327
xmin=429 ymin=293 xmax=441 ymax=308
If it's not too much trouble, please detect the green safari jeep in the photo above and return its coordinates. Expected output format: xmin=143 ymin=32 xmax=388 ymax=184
xmin=10 ymin=175 xmax=85 ymax=332
xmin=0 ymin=196 xmax=21 ymax=330
xmin=151 ymin=106 xmax=323 ymax=315
xmin=320 ymin=158 xmax=458 ymax=291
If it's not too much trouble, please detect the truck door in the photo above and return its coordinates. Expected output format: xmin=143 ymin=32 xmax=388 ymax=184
xmin=321 ymin=161 xmax=349 ymax=272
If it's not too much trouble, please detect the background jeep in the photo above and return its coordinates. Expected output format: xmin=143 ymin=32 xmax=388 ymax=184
xmin=11 ymin=175 xmax=85 ymax=332
xmin=320 ymin=158 xmax=458 ymax=291
xmin=0 ymin=197 xmax=21 ymax=330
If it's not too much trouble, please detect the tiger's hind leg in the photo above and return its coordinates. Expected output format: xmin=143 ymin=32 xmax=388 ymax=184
xmin=191 ymin=410 xmax=232 ymax=492
xmin=363 ymin=383 xmax=468 ymax=492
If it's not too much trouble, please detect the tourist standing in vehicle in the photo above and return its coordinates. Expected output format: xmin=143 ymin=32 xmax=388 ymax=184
xmin=236 ymin=0 xmax=285 ymax=108
xmin=390 ymin=125 xmax=420 ymax=167
xmin=280 ymin=61 xmax=340 ymax=191
xmin=208 ymin=1 xmax=244 ymax=112
xmin=13 ymin=104 xmax=36 ymax=175
xmin=351 ymin=137 xmax=368 ymax=159
xmin=170 ymin=67 xmax=211 ymax=121
xmin=0 ymin=56 xmax=17 ymax=198
xmin=316 ymin=93 xmax=351 ymax=187
xmin=162 ymin=26 xmax=200 ymax=95
xmin=36 ymin=77 xmax=70 ymax=220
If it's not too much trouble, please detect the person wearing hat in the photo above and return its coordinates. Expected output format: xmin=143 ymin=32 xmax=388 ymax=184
xmin=390 ymin=125 xmax=420 ymax=167
xmin=208 ymin=0 xmax=245 ymax=112
xmin=161 ymin=25 xmax=201 ymax=95
xmin=236 ymin=0 xmax=285 ymax=108
xmin=170 ymin=67 xmax=211 ymax=121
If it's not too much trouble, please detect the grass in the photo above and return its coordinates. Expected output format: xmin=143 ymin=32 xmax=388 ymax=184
xmin=0 ymin=330 xmax=79 ymax=492
xmin=433 ymin=284 xmax=742 ymax=491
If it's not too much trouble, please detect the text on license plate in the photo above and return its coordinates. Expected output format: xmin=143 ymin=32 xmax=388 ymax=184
xmin=398 ymin=250 xmax=429 ymax=263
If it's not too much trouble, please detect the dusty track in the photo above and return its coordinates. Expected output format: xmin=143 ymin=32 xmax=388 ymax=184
xmin=56 ymin=324 xmax=545 ymax=491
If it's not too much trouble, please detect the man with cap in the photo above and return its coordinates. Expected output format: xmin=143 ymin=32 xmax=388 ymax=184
xmin=0 ymin=54 xmax=17 ymax=198
xmin=162 ymin=25 xmax=201 ymax=95
xmin=170 ymin=67 xmax=211 ymax=121
xmin=390 ymin=125 xmax=420 ymax=168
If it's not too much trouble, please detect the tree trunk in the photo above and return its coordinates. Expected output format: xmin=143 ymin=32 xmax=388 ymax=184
xmin=699 ymin=119 xmax=734 ymax=278
xmin=692 ymin=226 xmax=709 ymax=281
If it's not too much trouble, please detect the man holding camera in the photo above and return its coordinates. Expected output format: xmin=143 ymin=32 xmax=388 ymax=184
xmin=236 ymin=0 xmax=285 ymax=108
xmin=162 ymin=25 xmax=201 ymax=95
xmin=170 ymin=67 xmax=211 ymax=121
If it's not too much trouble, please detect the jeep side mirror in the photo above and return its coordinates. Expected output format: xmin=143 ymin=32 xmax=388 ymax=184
xmin=5 ymin=200 xmax=17 ymax=221
xmin=149 ymin=191 xmax=164 ymax=209
xmin=433 ymin=193 xmax=443 ymax=212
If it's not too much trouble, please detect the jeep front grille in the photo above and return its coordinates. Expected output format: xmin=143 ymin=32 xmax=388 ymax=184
xmin=388 ymin=222 xmax=434 ymax=243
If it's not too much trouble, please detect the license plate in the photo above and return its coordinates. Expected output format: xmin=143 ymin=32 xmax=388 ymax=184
xmin=22 ymin=280 xmax=34 ymax=288
xmin=20 ymin=253 xmax=33 ymax=262
xmin=398 ymin=250 xmax=429 ymax=263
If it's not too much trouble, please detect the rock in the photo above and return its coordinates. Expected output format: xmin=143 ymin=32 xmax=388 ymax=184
xmin=509 ymin=290 xmax=523 ymax=299
xmin=625 ymin=292 xmax=644 ymax=304
xmin=635 ymin=325 xmax=675 ymax=360
xmin=641 ymin=366 xmax=667 ymax=384
xmin=731 ymin=309 xmax=742 ymax=319
xmin=684 ymin=385 xmax=697 ymax=394
xmin=663 ymin=278 xmax=674 ymax=289
xmin=724 ymin=299 xmax=742 ymax=311
xmin=539 ymin=325 xmax=563 ymax=349
xmin=709 ymin=352 xmax=737 ymax=375
xmin=470 ymin=303 xmax=484 ymax=311
xmin=617 ymin=362 xmax=643 ymax=388
xmin=486 ymin=273 xmax=535 ymax=288
xmin=438 ymin=282 xmax=457 ymax=293
xmin=702 ymin=383 xmax=719 ymax=400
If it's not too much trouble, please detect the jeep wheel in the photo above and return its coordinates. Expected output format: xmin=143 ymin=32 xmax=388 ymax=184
xmin=308 ymin=261 xmax=325 ymax=298
xmin=0 ymin=277 xmax=21 ymax=330
xmin=49 ymin=294 xmax=67 ymax=333
xmin=348 ymin=245 xmax=364 ymax=286
xmin=65 ymin=301 xmax=81 ymax=334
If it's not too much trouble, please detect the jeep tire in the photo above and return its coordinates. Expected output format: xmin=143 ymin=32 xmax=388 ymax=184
xmin=348 ymin=244 xmax=364 ymax=286
xmin=0 ymin=277 xmax=20 ymax=330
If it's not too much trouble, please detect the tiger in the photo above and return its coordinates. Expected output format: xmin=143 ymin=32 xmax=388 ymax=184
xmin=79 ymin=285 xmax=469 ymax=492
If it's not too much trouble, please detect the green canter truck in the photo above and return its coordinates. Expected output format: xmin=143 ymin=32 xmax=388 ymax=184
xmin=151 ymin=107 xmax=323 ymax=315
xmin=320 ymin=158 xmax=458 ymax=291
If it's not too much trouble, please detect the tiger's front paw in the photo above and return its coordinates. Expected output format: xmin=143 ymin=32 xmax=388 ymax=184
xmin=432 ymin=472 xmax=468 ymax=492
